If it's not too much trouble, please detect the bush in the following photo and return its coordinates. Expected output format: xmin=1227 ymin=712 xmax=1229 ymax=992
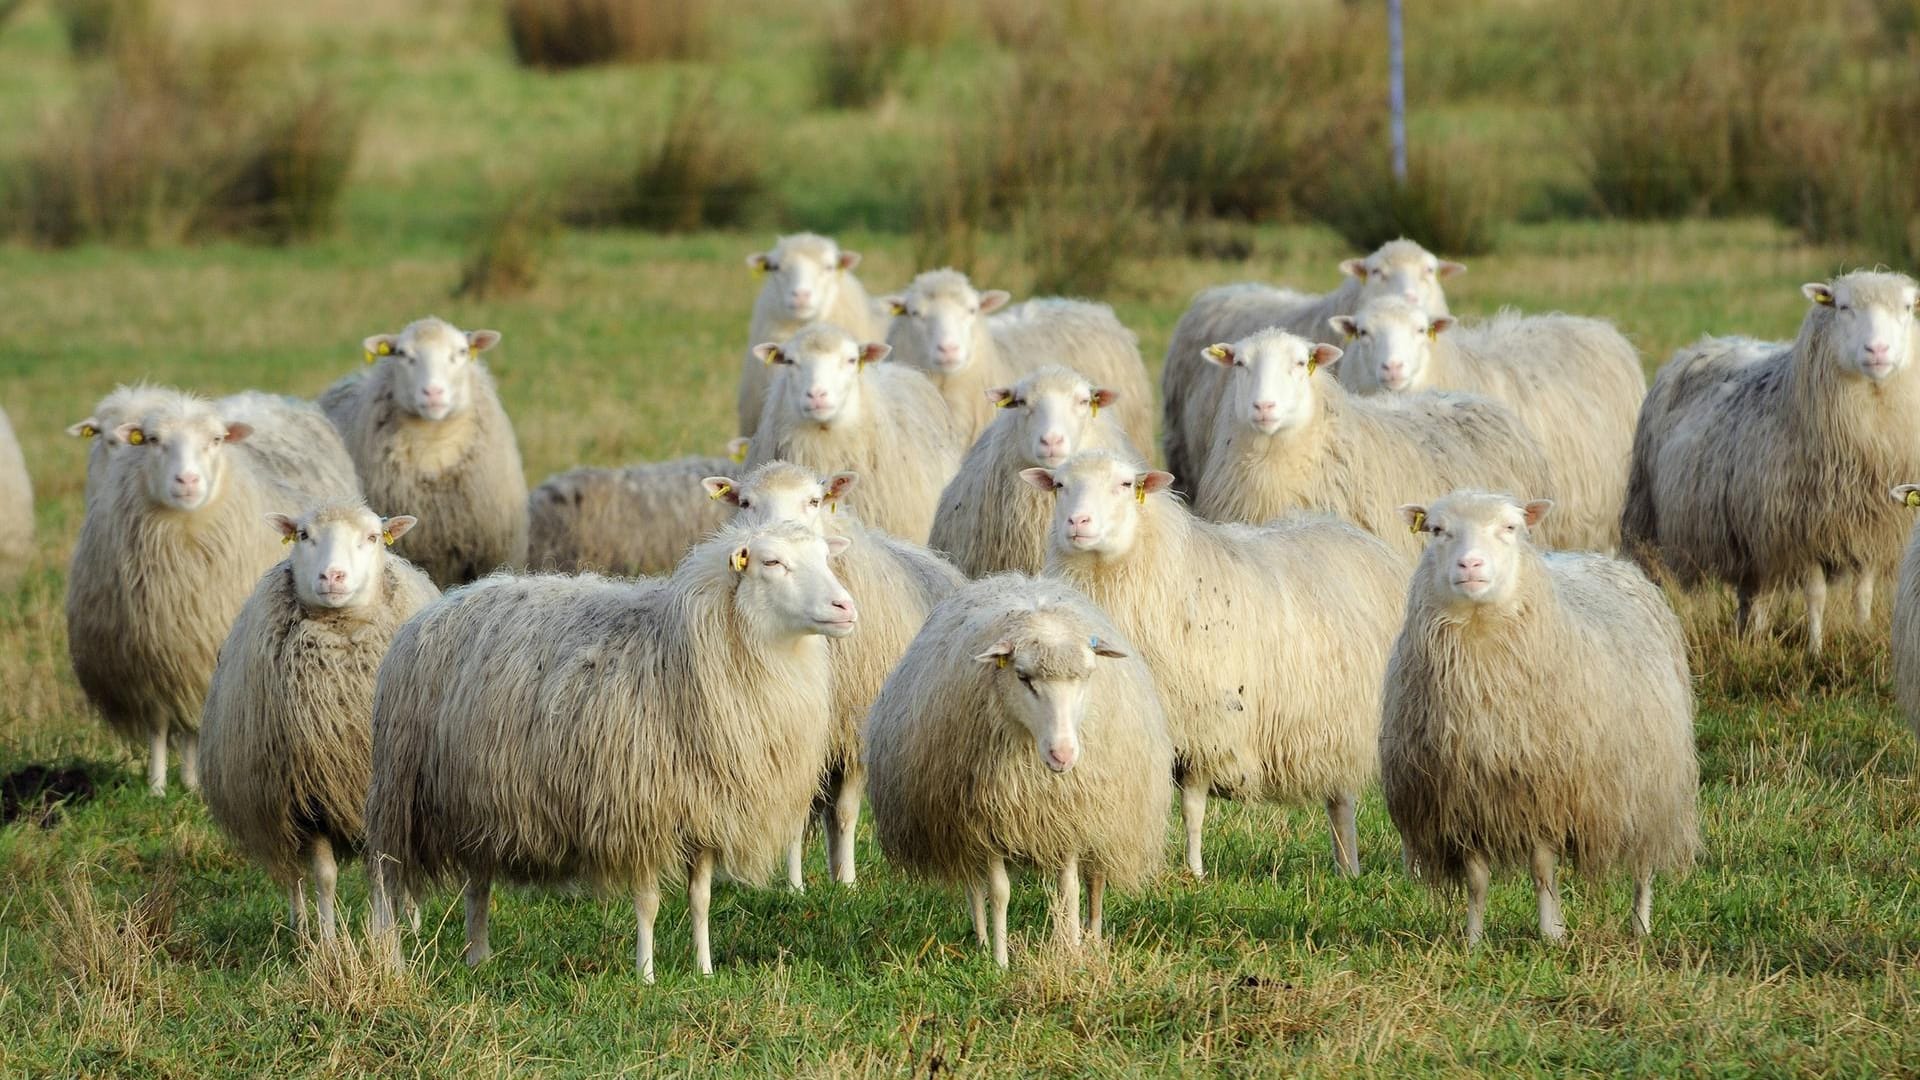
xmin=1306 ymin=146 xmax=1505 ymax=257
xmin=1769 ymin=79 xmax=1920 ymax=264
xmin=565 ymin=81 xmax=766 ymax=233
xmin=504 ymin=0 xmax=704 ymax=69
xmin=455 ymin=198 xmax=556 ymax=300
xmin=52 ymin=0 xmax=152 ymax=58
xmin=816 ymin=0 xmax=956 ymax=109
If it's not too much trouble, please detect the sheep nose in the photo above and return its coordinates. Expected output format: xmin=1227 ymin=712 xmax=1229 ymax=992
xmin=422 ymin=385 xmax=448 ymax=404
xmin=321 ymin=568 xmax=347 ymax=586
xmin=1046 ymin=741 xmax=1079 ymax=771
xmin=1067 ymin=512 xmax=1091 ymax=528
xmin=937 ymin=341 xmax=961 ymax=357
xmin=1458 ymin=554 xmax=1486 ymax=572
xmin=1867 ymin=342 xmax=1891 ymax=360
xmin=1381 ymin=363 xmax=1405 ymax=379
xmin=1039 ymin=432 xmax=1066 ymax=453
xmin=1252 ymin=401 xmax=1278 ymax=417
xmin=791 ymin=289 xmax=812 ymax=306
xmin=1401 ymin=289 xmax=1419 ymax=302
xmin=830 ymin=597 xmax=854 ymax=615
xmin=173 ymin=472 xmax=201 ymax=488
xmin=806 ymin=388 xmax=830 ymax=404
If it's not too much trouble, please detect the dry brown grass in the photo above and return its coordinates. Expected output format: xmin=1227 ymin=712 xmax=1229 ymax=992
xmin=504 ymin=0 xmax=705 ymax=69
xmin=454 ymin=197 xmax=555 ymax=300
xmin=565 ymin=80 xmax=767 ymax=233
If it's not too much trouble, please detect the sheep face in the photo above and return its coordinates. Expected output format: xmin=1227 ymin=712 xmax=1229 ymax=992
xmin=748 ymin=234 xmax=860 ymax=324
xmin=1338 ymin=239 xmax=1462 ymax=313
xmin=707 ymin=463 xmax=856 ymax=534
xmin=975 ymin=621 xmax=1127 ymax=773
xmin=987 ymin=368 xmax=1116 ymax=468
xmin=1328 ymin=298 xmax=1453 ymax=393
xmin=1803 ymin=275 xmax=1920 ymax=384
xmin=362 ymin=318 xmax=502 ymax=422
xmin=758 ymin=328 xmax=890 ymax=427
xmin=885 ymin=270 xmax=1011 ymax=374
xmin=1403 ymin=491 xmax=1552 ymax=609
xmin=267 ymin=506 xmax=417 ymax=610
xmin=1204 ymin=331 xmax=1343 ymax=436
xmin=114 ymin=408 xmax=252 ymax=513
xmin=730 ymin=524 xmax=858 ymax=639
xmin=1021 ymin=452 xmax=1174 ymax=560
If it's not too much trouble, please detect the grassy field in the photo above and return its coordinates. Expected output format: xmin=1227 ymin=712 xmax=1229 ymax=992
xmin=3 ymin=1 xmax=1920 ymax=1075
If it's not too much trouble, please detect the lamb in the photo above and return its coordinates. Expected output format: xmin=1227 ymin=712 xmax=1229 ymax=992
xmin=1891 ymin=485 xmax=1920 ymax=742
xmin=703 ymin=462 xmax=964 ymax=887
xmin=1192 ymin=329 xmax=1556 ymax=560
xmin=737 ymin=233 xmax=888 ymax=438
xmin=1328 ymin=298 xmax=1645 ymax=551
xmin=881 ymin=269 xmax=1154 ymax=450
xmin=744 ymin=324 xmax=963 ymax=544
xmin=199 ymin=504 xmax=438 ymax=942
xmin=928 ymin=366 xmax=1137 ymax=576
xmin=1381 ymin=491 xmax=1698 ymax=945
xmin=527 ymin=453 xmax=734 ymax=576
xmin=1621 ymin=272 xmax=1920 ymax=653
xmin=363 ymin=521 xmax=857 ymax=980
xmin=320 ymin=316 xmax=528 ymax=588
xmin=0 ymin=405 xmax=31 ymax=580
xmin=1024 ymin=450 xmax=1406 ymax=878
xmin=66 ymin=389 xmax=361 ymax=795
xmin=1162 ymin=239 xmax=1463 ymax=500
xmin=864 ymin=574 xmax=1173 ymax=967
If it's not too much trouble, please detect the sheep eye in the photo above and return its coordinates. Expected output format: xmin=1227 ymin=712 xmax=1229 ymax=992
xmin=738 ymin=498 xmax=752 ymax=509
xmin=761 ymin=559 xmax=781 ymax=569
xmin=765 ymin=261 xmax=780 ymax=272
xmin=367 ymin=533 xmax=379 ymax=543
xmin=297 ymin=529 xmax=309 ymax=541
xmin=808 ymin=498 xmax=821 ymax=508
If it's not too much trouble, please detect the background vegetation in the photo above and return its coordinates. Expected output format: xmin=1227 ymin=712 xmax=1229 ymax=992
xmin=1 ymin=0 xmax=1917 ymax=1073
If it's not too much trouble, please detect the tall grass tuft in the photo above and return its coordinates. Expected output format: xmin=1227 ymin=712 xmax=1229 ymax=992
xmin=565 ymin=81 xmax=766 ymax=233
xmin=505 ymin=0 xmax=704 ymax=69
xmin=1307 ymin=145 xmax=1506 ymax=257
xmin=44 ymin=866 xmax=174 ymax=1012
xmin=455 ymin=197 xmax=556 ymax=300
xmin=816 ymin=0 xmax=956 ymax=109
xmin=52 ymin=0 xmax=152 ymax=58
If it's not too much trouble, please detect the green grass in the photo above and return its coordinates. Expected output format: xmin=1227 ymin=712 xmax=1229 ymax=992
xmin=3 ymin=1 xmax=1920 ymax=1074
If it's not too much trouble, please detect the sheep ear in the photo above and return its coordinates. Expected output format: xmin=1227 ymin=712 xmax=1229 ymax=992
xmin=824 ymin=535 xmax=852 ymax=557
xmin=1339 ymin=258 xmax=1368 ymax=280
xmin=1018 ymin=467 xmax=1059 ymax=492
xmin=1138 ymin=470 xmax=1175 ymax=495
xmin=836 ymin=250 xmax=861 ymax=271
xmin=825 ymin=472 xmax=858 ymax=502
xmin=1328 ymin=315 xmax=1359 ymax=342
xmin=1091 ymin=388 xmax=1118 ymax=410
xmin=985 ymin=386 xmax=1016 ymax=408
xmin=1522 ymin=499 xmax=1553 ymax=528
xmin=381 ymin=515 xmax=419 ymax=543
xmin=362 ymin=334 xmax=397 ymax=364
xmin=1399 ymin=504 xmax=1429 ymax=533
xmin=1308 ymin=344 xmax=1343 ymax=372
xmin=1892 ymin=484 xmax=1920 ymax=508
xmin=730 ymin=544 xmax=751 ymax=573
xmin=1088 ymin=636 xmax=1128 ymax=659
xmin=115 ymin=423 xmax=145 ymax=446
xmin=1427 ymin=316 xmax=1456 ymax=338
xmin=1803 ymin=282 xmax=1835 ymax=306
xmin=753 ymin=343 xmax=786 ymax=365
xmin=265 ymin=513 xmax=299 ymax=539
xmin=858 ymin=342 xmax=891 ymax=365
xmin=746 ymin=252 xmax=771 ymax=274
xmin=467 ymin=330 xmax=502 ymax=353
xmin=973 ymin=640 xmax=1014 ymax=665
xmin=1201 ymin=343 xmax=1236 ymax=367
xmin=224 ymin=422 xmax=253 ymax=444
xmin=67 ymin=417 xmax=101 ymax=439
xmin=882 ymin=295 xmax=907 ymax=317
xmin=726 ymin=436 xmax=751 ymax=464
xmin=979 ymin=290 xmax=1012 ymax=314
xmin=702 ymin=477 xmax=741 ymax=505
xmin=1436 ymin=260 xmax=1467 ymax=278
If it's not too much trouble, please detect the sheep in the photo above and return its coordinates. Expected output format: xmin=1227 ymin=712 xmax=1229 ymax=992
xmin=928 ymin=366 xmax=1138 ymax=577
xmin=1024 ymin=450 xmax=1406 ymax=878
xmin=199 ymin=504 xmax=438 ymax=942
xmin=1621 ymin=272 xmax=1920 ymax=654
xmin=66 ymin=389 xmax=361 ymax=795
xmin=1191 ymin=329 xmax=1556 ymax=560
xmin=737 ymin=233 xmax=888 ymax=438
xmin=1162 ymin=239 xmax=1463 ymax=501
xmin=864 ymin=573 xmax=1173 ymax=967
xmin=320 ymin=316 xmax=528 ymax=589
xmin=363 ymin=520 xmax=857 ymax=980
xmin=744 ymin=324 xmax=963 ymax=544
xmin=1326 ymin=299 xmax=1645 ymax=552
xmin=703 ymin=462 xmax=965 ymax=887
xmin=527 ymin=453 xmax=734 ymax=576
xmin=1382 ymin=491 xmax=1698 ymax=944
xmin=880 ymin=269 xmax=1154 ymax=450
xmin=1891 ymin=485 xmax=1920 ymax=742
xmin=0 ymin=405 xmax=31 ymax=580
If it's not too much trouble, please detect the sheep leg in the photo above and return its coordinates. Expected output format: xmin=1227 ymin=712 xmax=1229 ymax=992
xmin=147 ymin=725 xmax=169 ymax=797
xmin=689 ymin=850 xmax=715 ymax=976
xmin=464 ymin=874 xmax=492 ymax=966
xmin=1087 ymin=872 xmax=1105 ymax=943
xmin=967 ymin=882 xmax=988 ymax=947
xmin=1852 ymin=570 xmax=1876 ymax=627
xmin=1180 ymin=778 xmax=1208 ymax=879
xmin=988 ymin=855 xmax=1011 ymax=969
xmin=1326 ymin=792 xmax=1360 ymax=875
xmin=785 ymin=829 xmax=806 ymax=894
xmin=176 ymin=731 xmax=200 ymax=793
xmin=830 ymin=779 xmax=861 ymax=886
xmin=1056 ymin=855 xmax=1083 ymax=949
xmin=1804 ymin=567 xmax=1828 ymax=656
xmin=1632 ymin=868 xmax=1653 ymax=938
xmin=310 ymin=836 xmax=339 ymax=944
xmin=1464 ymin=853 xmax=1490 ymax=948
xmin=1531 ymin=844 xmax=1565 ymax=943
xmin=1735 ymin=586 xmax=1771 ymax=641
xmin=287 ymin=877 xmax=308 ymax=938
xmin=634 ymin=874 xmax=661 ymax=983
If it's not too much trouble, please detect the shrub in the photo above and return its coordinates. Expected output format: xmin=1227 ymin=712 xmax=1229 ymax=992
xmin=52 ymin=0 xmax=152 ymax=58
xmin=564 ymin=81 xmax=766 ymax=233
xmin=816 ymin=0 xmax=956 ymax=109
xmin=504 ymin=0 xmax=704 ymax=69
xmin=455 ymin=197 xmax=556 ymax=300
xmin=1306 ymin=146 xmax=1505 ymax=257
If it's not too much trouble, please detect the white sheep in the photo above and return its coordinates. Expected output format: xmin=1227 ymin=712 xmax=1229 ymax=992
xmin=703 ymin=461 xmax=964 ymax=887
xmin=0 ymin=405 xmax=32 ymax=580
xmin=745 ymin=324 xmax=963 ymax=544
xmin=320 ymin=316 xmax=528 ymax=588
xmin=364 ymin=521 xmax=856 ymax=980
xmin=1888 ymin=484 xmax=1920 ymax=743
xmin=1192 ymin=329 xmax=1555 ymax=559
xmin=1328 ymin=298 xmax=1645 ymax=551
xmin=66 ymin=389 xmax=361 ymax=795
xmin=881 ymin=269 xmax=1154 ymax=450
xmin=1162 ymin=240 xmax=1463 ymax=500
xmin=1622 ymin=272 xmax=1920 ymax=653
xmin=1382 ymin=491 xmax=1698 ymax=944
xmin=1024 ymin=450 xmax=1406 ymax=878
xmin=864 ymin=573 xmax=1173 ymax=967
xmin=737 ymin=233 xmax=888 ymax=438
xmin=199 ymin=504 xmax=438 ymax=941
xmin=928 ymin=366 xmax=1137 ymax=576
xmin=527 ymin=453 xmax=734 ymax=576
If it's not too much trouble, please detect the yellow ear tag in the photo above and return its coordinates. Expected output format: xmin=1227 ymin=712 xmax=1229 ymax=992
xmin=889 ymin=301 xmax=906 ymax=317
xmin=1906 ymin=490 xmax=1920 ymax=508
xmin=761 ymin=349 xmax=781 ymax=366
xmin=1135 ymin=483 xmax=1148 ymax=505
xmin=827 ymin=498 xmax=838 ymax=515
xmin=751 ymin=263 xmax=767 ymax=280
xmin=1426 ymin=325 xmax=1439 ymax=341
xmin=80 ymin=424 xmax=98 ymax=439
xmin=1089 ymin=398 xmax=1100 ymax=418
xmin=993 ymin=397 xmax=1012 ymax=409
xmin=996 ymin=655 xmax=1009 ymax=669
xmin=1307 ymin=359 xmax=1319 ymax=376
xmin=127 ymin=429 xmax=144 ymax=445
xmin=1816 ymin=291 xmax=1834 ymax=306
xmin=281 ymin=534 xmax=294 ymax=546
xmin=1203 ymin=345 xmax=1228 ymax=361
xmin=382 ymin=530 xmax=396 ymax=546
xmin=730 ymin=443 xmax=749 ymax=464
xmin=1409 ymin=510 xmax=1426 ymax=534
xmin=709 ymin=483 xmax=731 ymax=501
xmin=1343 ymin=331 xmax=1356 ymax=343
xmin=731 ymin=550 xmax=749 ymax=572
